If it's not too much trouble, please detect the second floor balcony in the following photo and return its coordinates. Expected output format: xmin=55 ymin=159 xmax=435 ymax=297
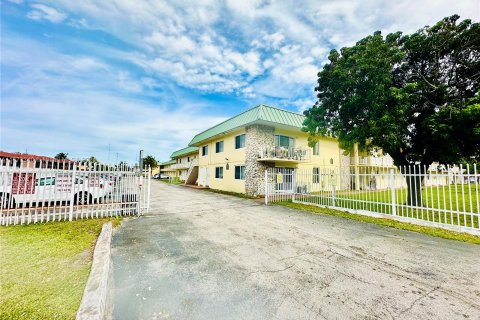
xmin=258 ymin=146 xmax=311 ymax=163
xmin=351 ymin=156 xmax=394 ymax=167
xmin=172 ymin=159 xmax=198 ymax=170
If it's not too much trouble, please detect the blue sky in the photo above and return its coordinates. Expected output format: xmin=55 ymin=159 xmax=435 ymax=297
xmin=1 ymin=0 xmax=479 ymax=163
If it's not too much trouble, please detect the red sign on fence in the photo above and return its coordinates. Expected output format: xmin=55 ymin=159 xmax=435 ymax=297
xmin=12 ymin=173 xmax=36 ymax=194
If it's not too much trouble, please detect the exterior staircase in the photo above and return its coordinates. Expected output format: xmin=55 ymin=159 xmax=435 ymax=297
xmin=184 ymin=159 xmax=199 ymax=185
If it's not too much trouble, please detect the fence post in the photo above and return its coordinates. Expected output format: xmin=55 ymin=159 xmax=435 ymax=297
xmin=147 ymin=166 xmax=151 ymax=213
xmin=69 ymin=164 xmax=77 ymax=221
xmin=264 ymin=169 xmax=268 ymax=205
xmin=331 ymin=185 xmax=335 ymax=207
xmin=292 ymin=169 xmax=296 ymax=203
xmin=390 ymin=168 xmax=396 ymax=216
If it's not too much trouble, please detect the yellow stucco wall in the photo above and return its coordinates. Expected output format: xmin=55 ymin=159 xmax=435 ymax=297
xmin=151 ymin=167 xmax=160 ymax=175
xmin=269 ymin=128 xmax=342 ymax=192
xmin=174 ymin=152 xmax=197 ymax=181
xmin=271 ymin=128 xmax=341 ymax=170
xmin=194 ymin=126 xmax=346 ymax=193
xmin=198 ymin=128 xmax=246 ymax=193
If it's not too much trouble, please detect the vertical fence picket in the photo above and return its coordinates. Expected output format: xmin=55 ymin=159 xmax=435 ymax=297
xmin=460 ymin=164 xmax=466 ymax=226
xmin=467 ymin=164 xmax=473 ymax=228
xmin=475 ymin=164 xmax=479 ymax=229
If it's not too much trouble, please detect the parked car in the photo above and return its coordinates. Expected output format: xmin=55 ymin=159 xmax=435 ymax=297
xmin=153 ymin=174 xmax=169 ymax=180
xmin=0 ymin=170 xmax=113 ymax=209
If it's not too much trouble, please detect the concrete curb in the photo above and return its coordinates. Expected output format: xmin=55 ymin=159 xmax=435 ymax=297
xmin=76 ymin=222 xmax=113 ymax=320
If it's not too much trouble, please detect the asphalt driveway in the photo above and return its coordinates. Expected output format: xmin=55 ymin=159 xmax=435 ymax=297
xmin=110 ymin=181 xmax=480 ymax=319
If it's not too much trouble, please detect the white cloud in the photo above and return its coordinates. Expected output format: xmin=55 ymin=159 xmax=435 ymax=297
xmin=28 ymin=0 xmax=479 ymax=101
xmin=27 ymin=4 xmax=67 ymax=23
xmin=3 ymin=0 xmax=480 ymax=159
xmin=0 ymin=32 xmax=228 ymax=162
xmin=69 ymin=57 xmax=108 ymax=72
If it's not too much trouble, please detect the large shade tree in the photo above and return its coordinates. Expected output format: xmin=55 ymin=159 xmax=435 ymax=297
xmin=303 ymin=15 xmax=480 ymax=205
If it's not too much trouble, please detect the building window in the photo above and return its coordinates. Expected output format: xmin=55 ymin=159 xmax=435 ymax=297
xmin=235 ymin=165 xmax=245 ymax=180
xmin=275 ymin=135 xmax=295 ymax=149
xmin=202 ymin=145 xmax=208 ymax=156
xmin=235 ymin=134 xmax=246 ymax=149
xmin=313 ymin=142 xmax=319 ymax=156
xmin=216 ymin=141 xmax=224 ymax=153
xmin=187 ymin=157 xmax=190 ymax=162
xmin=215 ymin=166 xmax=223 ymax=179
xmin=313 ymin=168 xmax=320 ymax=183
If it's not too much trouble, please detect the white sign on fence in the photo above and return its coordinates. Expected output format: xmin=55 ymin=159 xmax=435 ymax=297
xmin=55 ymin=173 xmax=72 ymax=192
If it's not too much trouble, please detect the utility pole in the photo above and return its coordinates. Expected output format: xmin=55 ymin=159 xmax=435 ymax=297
xmin=139 ymin=149 xmax=144 ymax=174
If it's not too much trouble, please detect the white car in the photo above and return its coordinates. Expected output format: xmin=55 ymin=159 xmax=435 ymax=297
xmin=0 ymin=170 xmax=113 ymax=208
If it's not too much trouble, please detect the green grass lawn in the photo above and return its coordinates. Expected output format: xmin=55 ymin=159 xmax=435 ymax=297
xmin=0 ymin=218 xmax=121 ymax=320
xmin=277 ymin=201 xmax=480 ymax=244
xmin=292 ymin=185 xmax=479 ymax=228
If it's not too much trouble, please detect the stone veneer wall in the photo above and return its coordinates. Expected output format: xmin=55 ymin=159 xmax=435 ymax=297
xmin=245 ymin=124 xmax=275 ymax=196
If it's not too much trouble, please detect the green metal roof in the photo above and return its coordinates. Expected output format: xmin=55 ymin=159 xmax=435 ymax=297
xmin=160 ymin=159 xmax=176 ymax=165
xmin=189 ymin=104 xmax=305 ymax=146
xmin=170 ymin=146 xmax=199 ymax=158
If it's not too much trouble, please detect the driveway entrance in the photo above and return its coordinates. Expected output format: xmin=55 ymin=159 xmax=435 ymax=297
xmin=110 ymin=182 xmax=480 ymax=319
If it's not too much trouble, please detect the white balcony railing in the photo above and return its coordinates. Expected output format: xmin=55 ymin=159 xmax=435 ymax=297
xmin=351 ymin=156 xmax=394 ymax=166
xmin=258 ymin=146 xmax=311 ymax=162
xmin=171 ymin=161 xmax=197 ymax=170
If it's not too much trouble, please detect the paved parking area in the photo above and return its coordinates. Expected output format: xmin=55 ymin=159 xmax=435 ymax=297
xmin=111 ymin=181 xmax=480 ymax=319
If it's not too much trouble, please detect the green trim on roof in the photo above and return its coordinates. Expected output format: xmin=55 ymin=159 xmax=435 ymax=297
xmin=170 ymin=146 xmax=199 ymax=158
xmin=160 ymin=159 xmax=176 ymax=165
xmin=188 ymin=104 xmax=305 ymax=146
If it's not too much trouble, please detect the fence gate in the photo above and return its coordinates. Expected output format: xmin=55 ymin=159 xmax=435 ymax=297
xmin=265 ymin=164 xmax=480 ymax=236
xmin=0 ymin=159 xmax=151 ymax=226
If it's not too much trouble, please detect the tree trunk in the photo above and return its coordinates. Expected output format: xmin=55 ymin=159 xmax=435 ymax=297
xmin=405 ymin=173 xmax=424 ymax=207
xmin=392 ymin=154 xmax=426 ymax=207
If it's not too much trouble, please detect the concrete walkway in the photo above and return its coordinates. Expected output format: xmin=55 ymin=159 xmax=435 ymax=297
xmin=111 ymin=181 xmax=480 ymax=319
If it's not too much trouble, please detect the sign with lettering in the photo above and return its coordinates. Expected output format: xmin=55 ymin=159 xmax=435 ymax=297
xmin=88 ymin=173 xmax=101 ymax=187
xmin=12 ymin=173 xmax=36 ymax=194
xmin=56 ymin=173 xmax=72 ymax=192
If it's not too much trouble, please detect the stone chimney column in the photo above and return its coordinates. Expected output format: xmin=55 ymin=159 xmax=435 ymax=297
xmin=245 ymin=124 xmax=275 ymax=196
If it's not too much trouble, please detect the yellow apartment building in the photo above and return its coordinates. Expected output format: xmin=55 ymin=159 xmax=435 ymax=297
xmin=159 ymin=159 xmax=176 ymax=178
xmin=161 ymin=104 xmax=396 ymax=195
xmin=170 ymin=146 xmax=199 ymax=182
xmin=186 ymin=104 xmax=379 ymax=196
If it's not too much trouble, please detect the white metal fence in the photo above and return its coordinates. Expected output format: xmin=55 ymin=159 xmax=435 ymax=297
xmin=0 ymin=159 xmax=151 ymax=226
xmin=265 ymin=164 xmax=480 ymax=235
